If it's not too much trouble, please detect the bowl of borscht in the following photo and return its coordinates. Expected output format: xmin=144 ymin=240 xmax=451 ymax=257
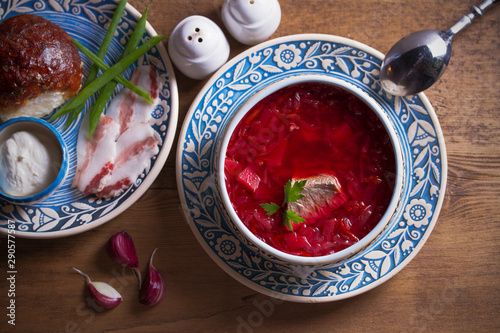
xmin=217 ymin=74 xmax=404 ymax=265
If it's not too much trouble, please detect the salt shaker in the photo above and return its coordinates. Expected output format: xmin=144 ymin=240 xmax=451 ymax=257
xmin=221 ymin=0 xmax=281 ymax=45
xmin=168 ymin=15 xmax=230 ymax=80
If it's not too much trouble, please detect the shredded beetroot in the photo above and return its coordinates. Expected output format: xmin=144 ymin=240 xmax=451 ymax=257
xmin=224 ymin=83 xmax=396 ymax=257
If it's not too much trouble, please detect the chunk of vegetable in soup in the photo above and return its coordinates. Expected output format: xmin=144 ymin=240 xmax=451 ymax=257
xmin=224 ymin=83 xmax=396 ymax=257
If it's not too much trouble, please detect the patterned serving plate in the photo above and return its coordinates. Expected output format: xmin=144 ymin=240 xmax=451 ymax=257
xmin=177 ymin=34 xmax=447 ymax=302
xmin=0 ymin=0 xmax=178 ymax=238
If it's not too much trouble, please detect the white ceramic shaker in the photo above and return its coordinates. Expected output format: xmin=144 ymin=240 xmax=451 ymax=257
xmin=168 ymin=15 xmax=230 ymax=80
xmin=221 ymin=0 xmax=281 ymax=45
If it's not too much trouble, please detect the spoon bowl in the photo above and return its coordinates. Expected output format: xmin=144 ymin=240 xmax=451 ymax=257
xmin=380 ymin=30 xmax=452 ymax=96
xmin=380 ymin=0 xmax=498 ymax=96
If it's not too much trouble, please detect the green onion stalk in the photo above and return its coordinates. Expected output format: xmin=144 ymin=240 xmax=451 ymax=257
xmin=64 ymin=0 xmax=129 ymax=128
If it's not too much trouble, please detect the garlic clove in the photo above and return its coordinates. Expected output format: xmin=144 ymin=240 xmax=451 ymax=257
xmin=107 ymin=231 xmax=139 ymax=268
xmin=139 ymin=248 xmax=166 ymax=306
xmin=73 ymin=267 xmax=122 ymax=309
xmin=107 ymin=231 xmax=141 ymax=287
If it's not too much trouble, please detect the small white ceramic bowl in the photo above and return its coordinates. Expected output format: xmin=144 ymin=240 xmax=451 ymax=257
xmin=0 ymin=117 xmax=69 ymax=204
xmin=217 ymin=74 xmax=404 ymax=266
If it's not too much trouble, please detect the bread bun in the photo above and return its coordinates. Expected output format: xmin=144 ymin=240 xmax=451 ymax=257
xmin=0 ymin=14 xmax=82 ymax=122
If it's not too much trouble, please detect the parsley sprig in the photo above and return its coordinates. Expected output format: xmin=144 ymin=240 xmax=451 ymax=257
xmin=260 ymin=179 xmax=307 ymax=231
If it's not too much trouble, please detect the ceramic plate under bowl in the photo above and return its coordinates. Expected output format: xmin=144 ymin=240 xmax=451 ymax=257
xmin=177 ymin=34 xmax=447 ymax=302
xmin=0 ymin=0 xmax=178 ymax=238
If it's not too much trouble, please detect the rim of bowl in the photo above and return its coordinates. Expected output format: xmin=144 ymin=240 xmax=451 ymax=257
xmin=0 ymin=117 xmax=69 ymax=204
xmin=217 ymin=74 xmax=405 ymax=266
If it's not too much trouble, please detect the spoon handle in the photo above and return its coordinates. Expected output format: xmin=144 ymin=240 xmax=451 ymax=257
xmin=448 ymin=0 xmax=499 ymax=35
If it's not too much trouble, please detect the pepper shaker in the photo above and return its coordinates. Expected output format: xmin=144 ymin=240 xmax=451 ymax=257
xmin=221 ymin=0 xmax=281 ymax=45
xmin=168 ymin=15 xmax=230 ymax=80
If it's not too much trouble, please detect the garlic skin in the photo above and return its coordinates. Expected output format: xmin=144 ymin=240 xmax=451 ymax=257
xmin=107 ymin=231 xmax=141 ymax=287
xmin=73 ymin=268 xmax=122 ymax=309
xmin=139 ymin=248 xmax=165 ymax=306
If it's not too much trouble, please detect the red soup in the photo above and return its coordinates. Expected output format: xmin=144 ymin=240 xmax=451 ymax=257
xmin=224 ymin=82 xmax=395 ymax=257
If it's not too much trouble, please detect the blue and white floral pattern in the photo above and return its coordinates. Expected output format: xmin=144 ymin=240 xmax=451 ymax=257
xmin=0 ymin=1 xmax=177 ymax=237
xmin=404 ymin=199 xmax=433 ymax=228
xmin=178 ymin=35 xmax=447 ymax=301
xmin=273 ymin=44 xmax=302 ymax=69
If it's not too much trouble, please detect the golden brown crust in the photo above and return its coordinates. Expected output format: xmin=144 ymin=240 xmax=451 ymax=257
xmin=0 ymin=14 xmax=82 ymax=114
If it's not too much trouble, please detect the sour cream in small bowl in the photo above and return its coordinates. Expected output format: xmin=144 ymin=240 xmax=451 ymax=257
xmin=0 ymin=117 xmax=69 ymax=204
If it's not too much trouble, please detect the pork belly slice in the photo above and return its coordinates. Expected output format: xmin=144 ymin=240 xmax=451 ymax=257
xmin=95 ymin=123 xmax=159 ymax=199
xmin=106 ymin=65 xmax=162 ymax=135
xmin=73 ymin=65 xmax=162 ymax=199
xmin=287 ymin=174 xmax=343 ymax=221
xmin=73 ymin=115 xmax=120 ymax=195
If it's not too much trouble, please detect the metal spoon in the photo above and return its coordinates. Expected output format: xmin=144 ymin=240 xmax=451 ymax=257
xmin=380 ymin=0 xmax=499 ymax=96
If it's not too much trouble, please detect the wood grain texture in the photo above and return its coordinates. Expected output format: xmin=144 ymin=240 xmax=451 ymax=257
xmin=1 ymin=0 xmax=499 ymax=332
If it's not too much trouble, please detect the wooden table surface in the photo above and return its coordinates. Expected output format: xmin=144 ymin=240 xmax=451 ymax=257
xmin=1 ymin=0 xmax=500 ymax=332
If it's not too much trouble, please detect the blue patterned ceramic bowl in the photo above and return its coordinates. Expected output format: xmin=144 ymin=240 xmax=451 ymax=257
xmin=0 ymin=117 xmax=69 ymax=204
xmin=216 ymin=75 xmax=405 ymax=266
xmin=178 ymin=34 xmax=447 ymax=301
